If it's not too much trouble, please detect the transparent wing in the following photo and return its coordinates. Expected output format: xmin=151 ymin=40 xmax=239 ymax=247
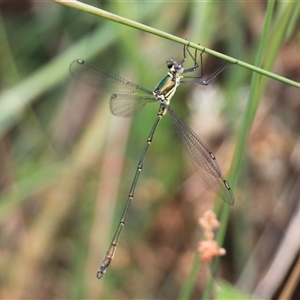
xmin=110 ymin=94 xmax=157 ymax=117
xmin=69 ymin=59 xmax=153 ymax=96
xmin=165 ymin=105 xmax=234 ymax=205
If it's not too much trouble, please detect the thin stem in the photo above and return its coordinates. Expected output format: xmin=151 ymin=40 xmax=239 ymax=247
xmin=54 ymin=0 xmax=300 ymax=89
xmin=202 ymin=0 xmax=276 ymax=298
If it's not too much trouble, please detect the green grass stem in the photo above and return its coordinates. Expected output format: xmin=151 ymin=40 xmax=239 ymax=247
xmin=54 ymin=0 xmax=300 ymax=89
xmin=202 ymin=1 xmax=299 ymax=298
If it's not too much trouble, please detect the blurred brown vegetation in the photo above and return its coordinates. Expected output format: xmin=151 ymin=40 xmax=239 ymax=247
xmin=0 ymin=1 xmax=300 ymax=299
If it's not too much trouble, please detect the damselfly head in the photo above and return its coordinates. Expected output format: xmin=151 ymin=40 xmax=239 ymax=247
xmin=166 ymin=58 xmax=175 ymax=69
xmin=166 ymin=58 xmax=184 ymax=74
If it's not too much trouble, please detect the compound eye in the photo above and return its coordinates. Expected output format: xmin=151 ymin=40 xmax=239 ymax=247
xmin=166 ymin=58 xmax=174 ymax=69
xmin=174 ymin=62 xmax=184 ymax=73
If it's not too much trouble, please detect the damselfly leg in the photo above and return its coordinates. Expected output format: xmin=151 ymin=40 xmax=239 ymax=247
xmin=182 ymin=45 xmax=233 ymax=85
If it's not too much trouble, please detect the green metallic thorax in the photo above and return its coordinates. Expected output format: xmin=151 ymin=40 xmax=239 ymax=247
xmin=154 ymin=72 xmax=181 ymax=105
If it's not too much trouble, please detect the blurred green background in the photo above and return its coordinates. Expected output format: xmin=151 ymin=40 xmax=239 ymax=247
xmin=0 ymin=1 xmax=300 ymax=299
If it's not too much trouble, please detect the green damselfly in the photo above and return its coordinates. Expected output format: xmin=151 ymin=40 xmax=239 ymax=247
xmin=69 ymin=44 xmax=234 ymax=279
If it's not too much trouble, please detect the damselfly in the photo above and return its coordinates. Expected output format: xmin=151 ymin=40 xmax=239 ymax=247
xmin=69 ymin=44 xmax=234 ymax=279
